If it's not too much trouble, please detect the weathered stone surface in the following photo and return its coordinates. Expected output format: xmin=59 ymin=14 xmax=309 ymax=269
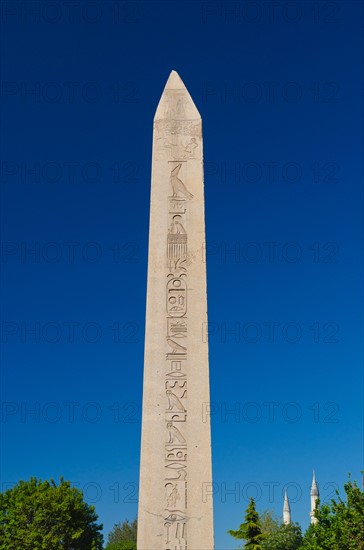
xmin=137 ymin=71 xmax=214 ymax=550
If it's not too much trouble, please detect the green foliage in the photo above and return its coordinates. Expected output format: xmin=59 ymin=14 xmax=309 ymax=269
xmin=258 ymin=509 xmax=303 ymax=550
xmin=228 ymin=497 xmax=265 ymax=549
xmin=259 ymin=510 xmax=280 ymax=537
xmin=105 ymin=518 xmax=137 ymax=550
xmin=261 ymin=522 xmax=303 ymax=550
xmin=300 ymin=474 xmax=364 ymax=550
xmin=299 ymin=506 xmax=336 ymax=550
xmin=0 ymin=477 xmax=103 ymax=550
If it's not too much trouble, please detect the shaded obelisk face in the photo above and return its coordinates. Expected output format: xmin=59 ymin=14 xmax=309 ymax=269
xmin=137 ymin=71 xmax=214 ymax=550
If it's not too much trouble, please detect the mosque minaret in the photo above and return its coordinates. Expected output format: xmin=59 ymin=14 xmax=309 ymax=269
xmin=310 ymin=470 xmax=320 ymax=525
xmin=281 ymin=472 xmax=320 ymax=525
xmin=283 ymin=489 xmax=291 ymax=525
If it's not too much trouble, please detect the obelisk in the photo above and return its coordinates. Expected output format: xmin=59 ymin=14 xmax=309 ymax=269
xmin=137 ymin=71 xmax=214 ymax=550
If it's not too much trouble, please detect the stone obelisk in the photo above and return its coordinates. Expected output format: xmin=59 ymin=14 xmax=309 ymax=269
xmin=137 ymin=71 xmax=214 ymax=550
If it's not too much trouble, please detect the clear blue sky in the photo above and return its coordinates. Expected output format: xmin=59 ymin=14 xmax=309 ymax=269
xmin=0 ymin=1 xmax=363 ymax=548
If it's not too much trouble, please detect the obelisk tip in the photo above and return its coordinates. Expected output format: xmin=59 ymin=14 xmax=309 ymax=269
xmin=164 ymin=70 xmax=184 ymax=90
xmin=154 ymin=70 xmax=201 ymax=120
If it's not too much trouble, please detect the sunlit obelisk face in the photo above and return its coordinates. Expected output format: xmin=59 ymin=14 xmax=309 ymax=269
xmin=137 ymin=71 xmax=214 ymax=550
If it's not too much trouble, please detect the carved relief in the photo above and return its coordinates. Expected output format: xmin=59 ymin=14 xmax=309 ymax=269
xmin=167 ymin=319 xmax=187 ymax=339
xmin=166 ymin=412 xmax=187 ymax=423
xmin=166 ymin=390 xmax=186 ymax=412
xmin=165 ymin=448 xmax=187 ymax=462
xmin=166 ymin=380 xmax=187 ymax=390
xmin=154 ymin=135 xmax=200 ymax=161
xmin=171 ymin=164 xmax=193 ymax=199
xmin=167 ymin=339 xmax=186 ymax=355
xmin=154 ymin=119 xmax=200 ymax=137
xmin=164 ymin=512 xmax=187 ymax=549
xmin=165 ymin=385 xmax=187 ymax=419
xmin=167 ymin=212 xmax=187 ymax=262
xmin=165 ymin=459 xmax=187 ymax=470
xmin=169 ymin=215 xmax=186 ymax=234
xmin=169 ymin=197 xmax=186 ymax=214
xmin=165 ymin=518 xmax=187 ymax=549
xmin=166 ymin=278 xmax=187 ymax=317
xmin=183 ymin=138 xmax=198 ymax=159
xmin=163 ymin=151 xmax=195 ymax=549
xmin=162 ymin=90 xmax=188 ymax=119
xmin=168 ymin=258 xmax=187 ymax=276
xmin=166 ymin=348 xmax=186 ymax=362
xmin=166 ymin=380 xmax=187 ymax=400
xmin=166 ymin=512 xmax=187 ymax=524
xmin=154 ymin=137 xmax=174 ymax=160
xmin=167 ymin=422 xmax=186 ymax=445
xmin=165 ymin=483 xmax=181 ymax=508
xmin=166 ymin=361 xmax=187 ymax=379
xmin=165 ymin=467 xmax=187 ymax=481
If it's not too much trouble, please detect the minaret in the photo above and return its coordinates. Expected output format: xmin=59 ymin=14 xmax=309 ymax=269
xmin=283 ymin=489 xmax=291 ymax=525
xmin=137 ymin=71 xmax=214 ymax=550
xmin=310 ymin=470 xmax=320 ymax=524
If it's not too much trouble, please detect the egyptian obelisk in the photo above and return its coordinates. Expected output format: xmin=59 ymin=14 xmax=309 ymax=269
xmin=137 ymin=71 xmax=214 ymax=550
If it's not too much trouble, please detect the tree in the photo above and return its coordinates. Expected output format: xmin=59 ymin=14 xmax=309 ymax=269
xmin=261 ymin=522 xmax=302 ymax=550
xmin=228 ymin=497 xmax=265 ymax=549
xmin=256 ymin=509 xmax=303 ymax=550
xmin=300 ymin=474 xmax=364 ymax=550
xmin=299 ymin=505 xmax=336 ymax=550
xmin=105 ymin=518 xmax=137 ymax=550
xmin=259 ymin=510 xmax=280 ymax=538
xmin=0 ymin=477 xmax=103 ymax=550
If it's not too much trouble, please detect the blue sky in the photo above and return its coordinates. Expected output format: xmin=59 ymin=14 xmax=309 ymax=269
xmin=0 ymin=1 xmax=363 ymax=548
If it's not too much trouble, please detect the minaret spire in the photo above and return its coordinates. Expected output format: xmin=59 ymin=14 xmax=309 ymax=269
xmin=310 ymin=470 xmax=320 ymax=524
xmin=283 ymin=489 xmax=291 ymax=525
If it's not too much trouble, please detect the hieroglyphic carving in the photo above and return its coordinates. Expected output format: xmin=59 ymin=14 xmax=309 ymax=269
xmin=165 ymin=412 xmax=187 ymax=423
xmin=165 ymin=512 xmax=187 ymax=549
xmin=169 ymin=198 xmax=186 ymax=214
xmin=183 ymin=138 xmax=198 ymax=159
xmin=165 ymin=466 xmax=187 ymax=481
xmin=165 ymin=482 xmax=181 ymax=508
xmin=167 ymin=422 xmax=186 ymax=444
xmin=153 ymin=119 xmax=201 ymax=161
xmin=167 ymin=319 xmax=187 ymax=339
xmin=168 ymin=215 xmax=187 ymax=261
xmin=166 ymin=360 xmax=187 ymax=379
xmin=164 ymin=161 xmax=192 ymax=549
xmin=165 ymin=447 xmax=187 ymax=462
xmin=155 ymin=119 xmax=200 ymax=137
xmin=154 ymin=137 xmax=200 ymax=161
xmin=171 ymin=164 xmax=193 ymax=198
xmin=169 ymin=215 xmax=186 ymax=234
xmin=162 ymin=90 xmax=188 ymax=119
xmin=167 ymin=235 xmax=187 ymax=262
xmin=166 ymin=390 xmax=186 ymax=412
xmin=166 ymin=278 xmax=187 ymax=318
xmin=167 ymin=339 xmax=186 ymax=356
xmin=166 ymin=380 xmax=187 ymax=399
